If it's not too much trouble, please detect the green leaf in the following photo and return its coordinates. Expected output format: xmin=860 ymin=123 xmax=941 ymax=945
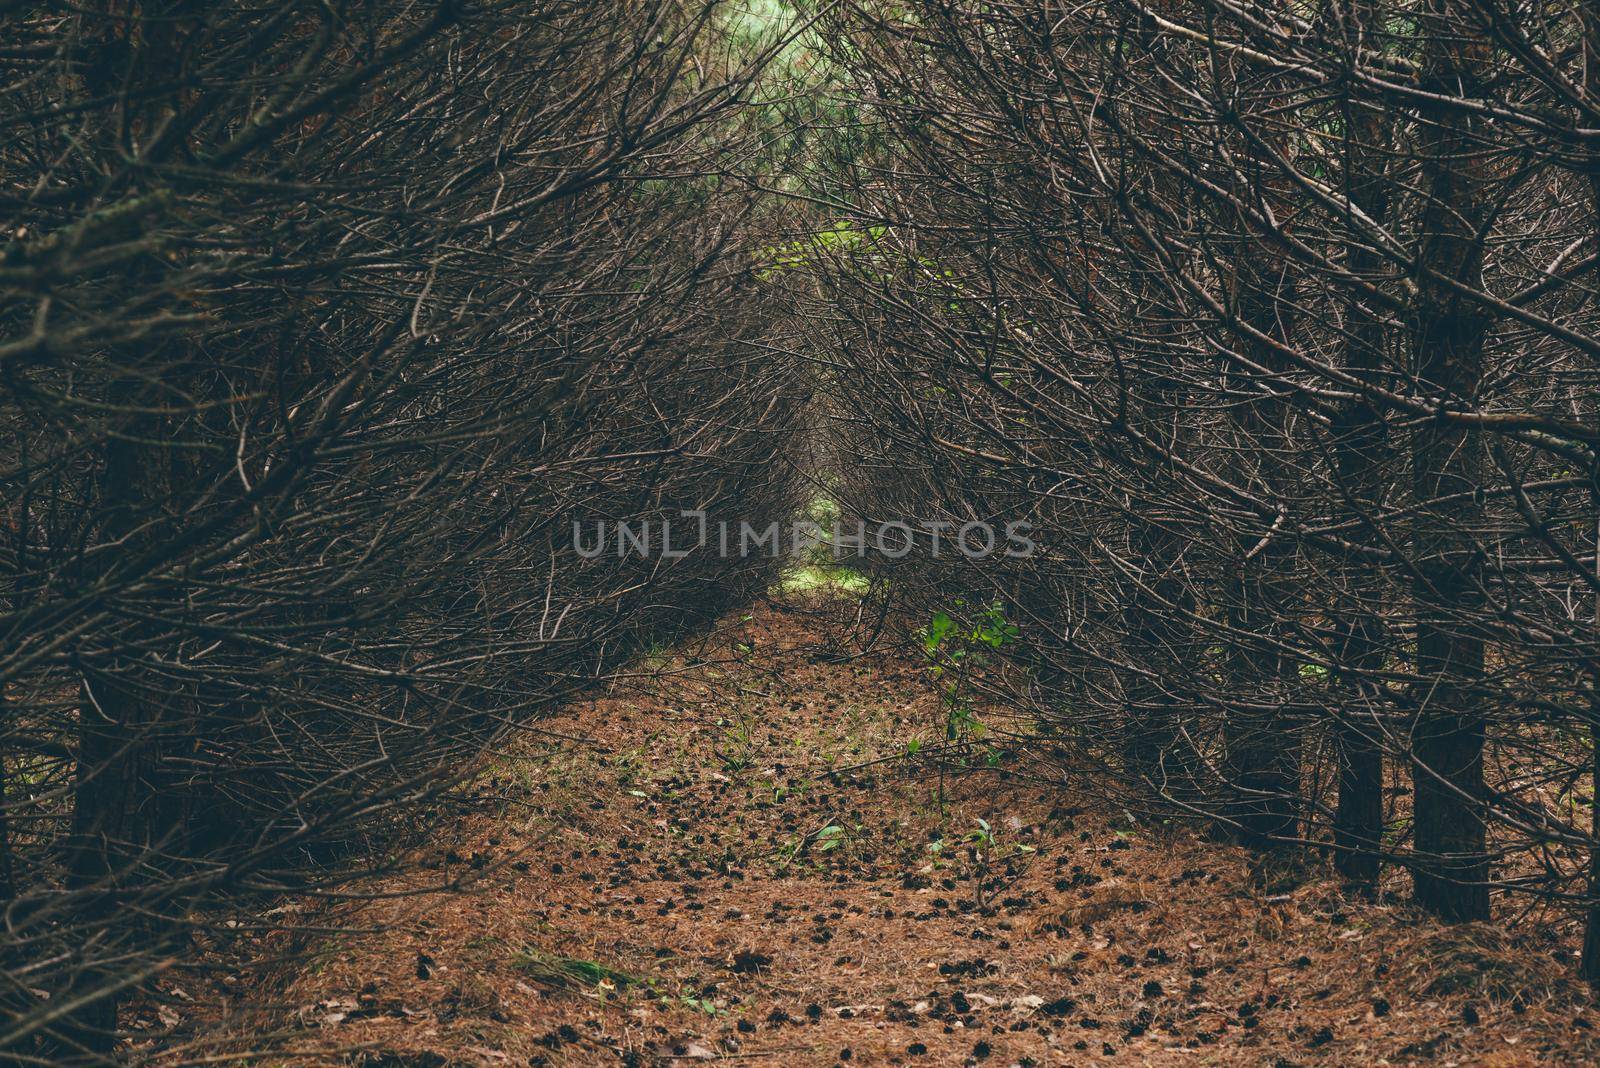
xmin=923 ymin=610 xmax=954 ymax=653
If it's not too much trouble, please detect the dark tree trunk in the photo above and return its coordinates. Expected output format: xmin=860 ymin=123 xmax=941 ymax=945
xmin=1579 ymin=0 xmax=1600 ymax=988
xmin=1328 ymin=26 xmax=1395 ymax=892
xmin=1221 ymin=569 xmax=1301 ymax=853
xmin=1331 ymin=612 xmax=1386 ymax=888
xmin=1220 ymin=377 xmax=1303 ymax=852
xmin=61 ymin=411 xmax=170 ymax=1061
xmin=1220 ymin=219 xmax=1302 ymax=857
xmin=1583 ymin=674 xmax=1600 ymax=987
xmin=1119 ymin=277 xmax=1199 ymax=806
xmin=0 ymin=733 xmax=11 ymax=906
xmin=1409 ymin=0 xmax=1493 ymax=924
xmin=1123 ymin=517 xmax=1199 ymax=803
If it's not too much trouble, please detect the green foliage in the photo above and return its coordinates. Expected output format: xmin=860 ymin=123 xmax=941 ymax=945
xmin=778 ymin=562 xmax=869 ymax=595
xmin=913 ymin=601 xmax=1018 ymax=808
xmin=922 ymin=610 xmax=955 ymax=654
xmin=927 ymin=816 xmax=1035 ymax=909
xmin=756 ymin=221 xmax=888 ymax=280
xmin=921 ymin=601 xmax=1017 ymax=658
xmin=715 ymin=714 xmax=756 ymax=772
xmin=777 ymin=494 xmax=871 ymax=595
xmin=511 ymin=952 xmax=641 ymax=991
xmin=674 ymin=992 xmax=724 ymax=1016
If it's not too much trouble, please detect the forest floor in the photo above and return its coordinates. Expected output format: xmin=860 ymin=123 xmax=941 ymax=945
xmin=250 ymin=595 xmax=1600 ymax=1066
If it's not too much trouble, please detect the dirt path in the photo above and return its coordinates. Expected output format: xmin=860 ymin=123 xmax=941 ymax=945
xmin=271 ymin=600 xmax=1597 ymax=1066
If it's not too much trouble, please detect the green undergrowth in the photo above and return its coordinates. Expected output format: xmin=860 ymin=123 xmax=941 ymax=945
xmin=777 ymin=561 xmax=869 ymax=595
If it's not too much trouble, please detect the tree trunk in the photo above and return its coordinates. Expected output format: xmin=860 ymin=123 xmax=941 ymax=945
xmin=61 ymin=408 xmax=168 ymax=1061
xmin=1118 ymin=277 xmax=1199 ymax=807
xmin=1409 ymin=0 xmax=1493 ymax=924
xmin=1123 ymin=516 xmax=1199 ymax=803
xmin=1329 ymin=21 xmax=1395 ymax=892
xmin=1583 ymin=641 xmax=1600 ymax=986
xmin=1574 ymin=0 xmax=1600 ymax=991
xmin=1214 ymin=69 xmax=1304 ymax=861
xmin=1220 ymin=262 xmax=1303 ymax=856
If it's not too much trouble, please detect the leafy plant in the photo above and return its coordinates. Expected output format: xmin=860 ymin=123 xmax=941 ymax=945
xmin=512 ymin=951 xmax=640 ymax=994
xmin=915 ymin=601 xmax=1018 ymax=808
xmin=715 ymin=714 xmax=756 ymax=773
